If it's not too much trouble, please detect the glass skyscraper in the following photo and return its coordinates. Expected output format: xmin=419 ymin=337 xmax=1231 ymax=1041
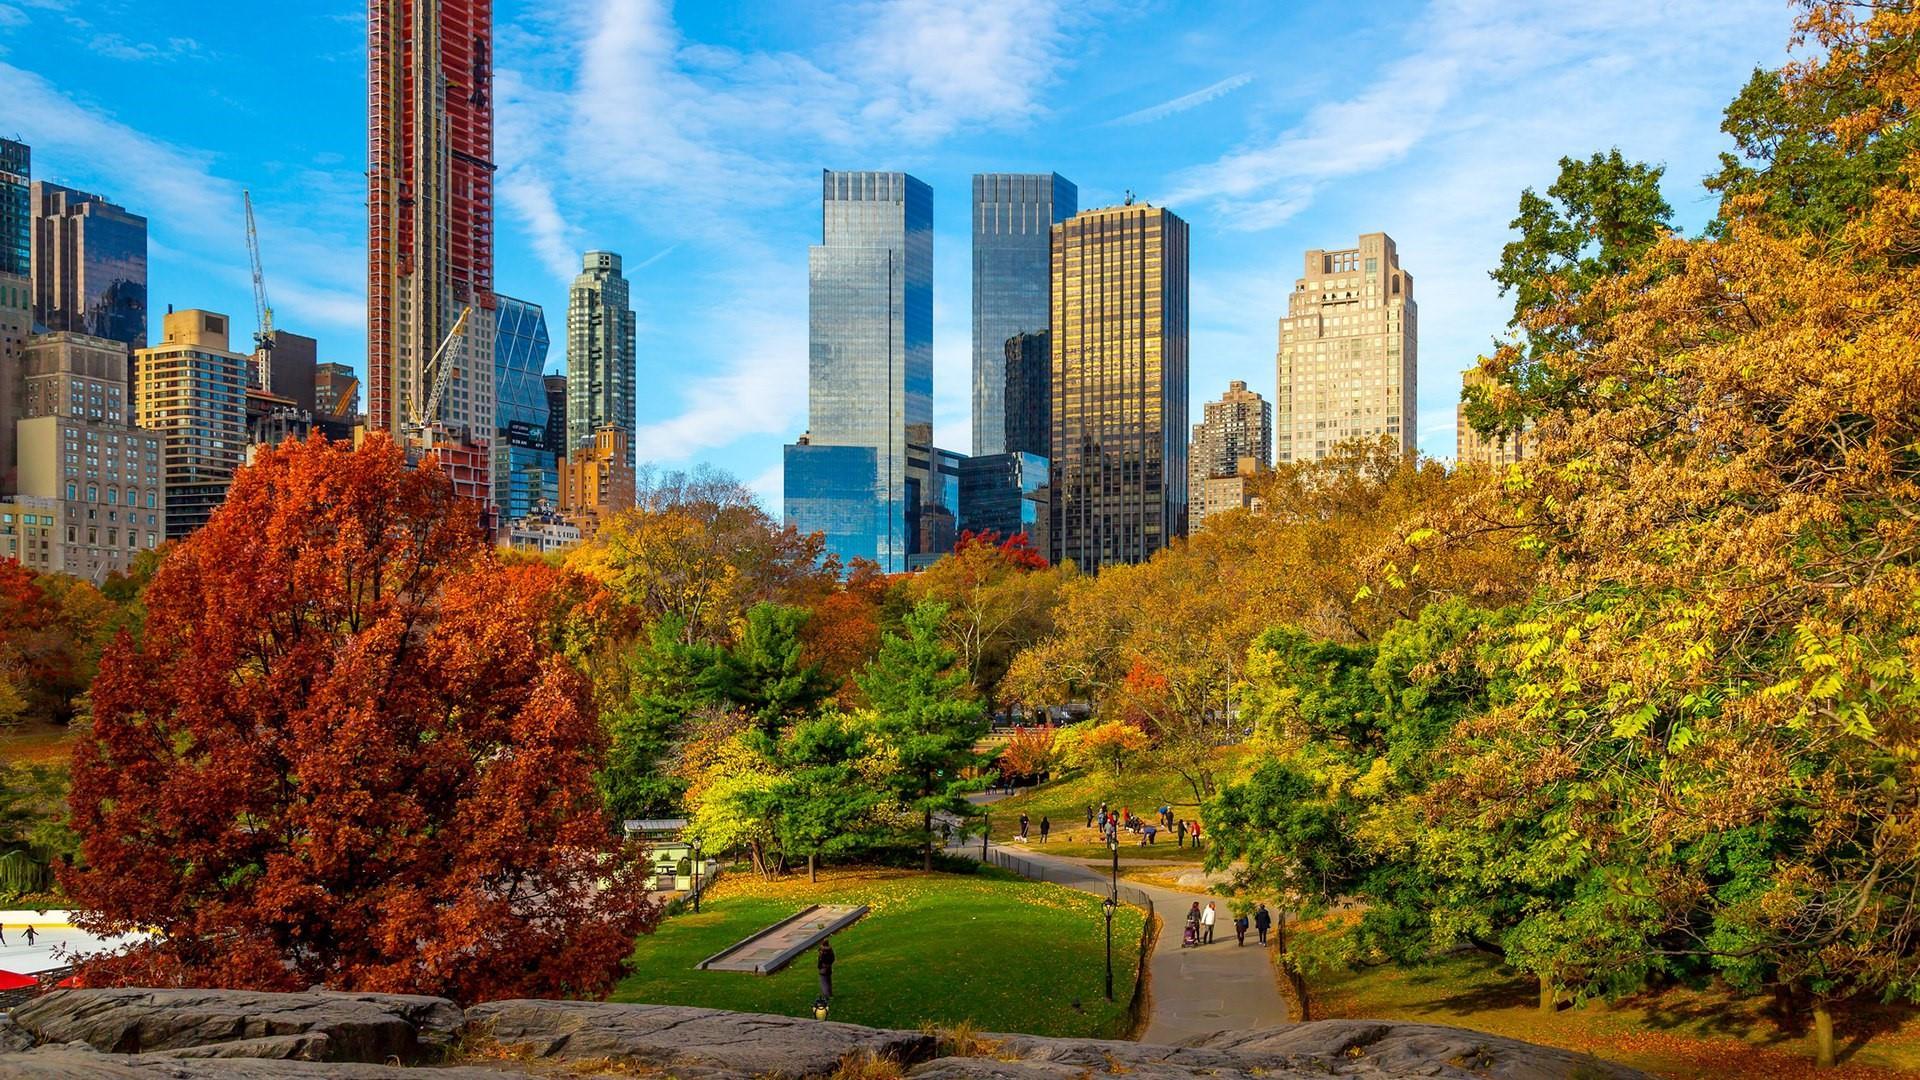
xmin=1049 ymin=202 xmax=1190 ymax=570
xmin=0 ymin=140 xmax=29 ymax=278
xmin=785 ymin=170 xmax=933 ymax=573
xmin=493 ymin=294 xmax=556 ymax=525
xmin=31 ymin=182 xmax=148 ymax=353
xmin=566 ymin=251 xmax=636 ymax=454
xmin=972 ymin=173 xmax=1074 ymax=457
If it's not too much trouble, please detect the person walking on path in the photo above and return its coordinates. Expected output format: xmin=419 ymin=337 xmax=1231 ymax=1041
xmin=1200 ymin=902 xmax=1217 ymax=945
xmin=1039 ymin=816 xmax=1050 ymax=843
xmin=817 ymin=939 xmax=835 ymax=1001
xmin=1184 ymin=902 xmax=1202 ymax=947
xmin=1019 ymin=812 xmax=1030 ymax=841
xmin=1254 ymin=904 xmax=1272 ymax=946
xmin=1234 ymin=910 xmax=1250 ymax=946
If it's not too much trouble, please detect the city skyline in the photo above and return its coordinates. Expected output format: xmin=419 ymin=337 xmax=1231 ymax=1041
xmin=0 ymin=1 xmax=1795 ymax=506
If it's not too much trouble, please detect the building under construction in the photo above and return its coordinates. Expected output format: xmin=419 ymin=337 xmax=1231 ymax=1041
xmin=368 ymin=0 xmax=497 ymax=510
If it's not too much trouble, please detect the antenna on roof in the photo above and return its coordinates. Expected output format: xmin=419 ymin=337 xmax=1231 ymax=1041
xmin=1123 ymin=189 xmax=1136 ymax=206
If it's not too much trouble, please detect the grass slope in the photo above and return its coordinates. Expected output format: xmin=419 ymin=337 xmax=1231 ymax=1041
xmin=1304 ymin=929 xmax=1920 ymax=1079
xmin=984 ymin=750 xmax=1249 ymax=862
xmin=612 ymin=866 xmax=1146 ymax=1039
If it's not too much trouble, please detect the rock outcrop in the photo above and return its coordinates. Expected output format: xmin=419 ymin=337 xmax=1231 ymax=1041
xmin=0 ymin=988 xmax=1653 ymax=1079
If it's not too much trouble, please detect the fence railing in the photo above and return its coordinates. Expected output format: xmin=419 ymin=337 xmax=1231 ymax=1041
xmin=974 ymin=847 xmax=1157 ymax=1031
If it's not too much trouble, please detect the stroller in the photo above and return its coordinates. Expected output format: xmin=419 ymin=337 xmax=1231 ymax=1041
xmin=1182 ymin=921 xmax=1200 ymax=948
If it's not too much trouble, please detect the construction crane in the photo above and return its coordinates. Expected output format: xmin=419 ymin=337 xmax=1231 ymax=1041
xmin=243 ymin=190 xmax=274 ymax=357
xmin=406 ymin=304 xmax=473 ymax=440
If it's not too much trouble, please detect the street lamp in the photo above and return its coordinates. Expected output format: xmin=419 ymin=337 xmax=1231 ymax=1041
xmin=1108 ymin=834 xmax=1119 ymax=903
xmin=1102 ymin=896 xmax=1116 ymax=1003
xmin=691 ymin=838 xmax=703 ymax=915
xmin=982 ymin=812 xmax=990 ymax=860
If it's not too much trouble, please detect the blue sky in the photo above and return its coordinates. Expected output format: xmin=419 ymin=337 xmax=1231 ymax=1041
xmin=1 ymin=0 xmax=1795 ymax=504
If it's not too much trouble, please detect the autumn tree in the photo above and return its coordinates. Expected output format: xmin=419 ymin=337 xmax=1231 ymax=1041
xmin=63 ymin=434 xmax=654 ymax=1001
xmin=856 ymin=601 xmax=989 ymax=870
xmin=905 ymin=532 xmax=1065 ymax=710
xmin=996 ymin=725 xmax=1058 ymax=782
xmin=0 ymin=561 xmax=120 ymax=726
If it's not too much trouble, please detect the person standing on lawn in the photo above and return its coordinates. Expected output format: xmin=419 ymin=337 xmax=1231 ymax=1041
xmin=1201 ymin=901 xmax=1217 ymax=945
xmin=1192 ymin=821 xmax=1204 ymax=851
xmin=1234 ymin=910 xmax=1250 ymax=946
xmin=1254 ymin=904 xmax=1272 ymax=946
xmin=1176 ymin=820 xmax=1187 ymax=848
xmin=1040 ymin=816 xmax=1051 ymax=843
xmin=1086 ymin=805 xmax=1095 ymax=829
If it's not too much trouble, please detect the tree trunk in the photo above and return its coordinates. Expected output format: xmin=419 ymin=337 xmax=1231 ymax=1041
xmin=809 ymin=854 xmax=817 ymax=883
xmin=923 ymin=808 xmax=933 ymax=872
xmin=1813 ymin=1000 xmax=1835 ymax=1068
xmin=1538 ymin=975 xmax=1556 ymax=1013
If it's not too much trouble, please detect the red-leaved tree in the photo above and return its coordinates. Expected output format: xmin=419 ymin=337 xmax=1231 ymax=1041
xmin=63 ymin=433 xmax=655 ymax=1001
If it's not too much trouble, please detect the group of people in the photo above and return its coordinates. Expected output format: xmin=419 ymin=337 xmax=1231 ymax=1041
xmin=1184 ymin=901 xmax=1271 ymax=948
xmin=1084 ymin=804 xmax=1203 ymax=848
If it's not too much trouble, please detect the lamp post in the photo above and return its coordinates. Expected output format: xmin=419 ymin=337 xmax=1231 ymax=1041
xmin=1102 ymin=896 xmax=1116 ymax=1002
xmin=982 ymin=812 xmax=990 ymax=861
xmin=691 ymin=838 xmax=702 ymax=915
xmin=1109 ymin=834 xmax=1119 ymax=903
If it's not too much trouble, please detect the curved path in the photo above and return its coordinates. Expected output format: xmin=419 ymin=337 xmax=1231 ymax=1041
xmin=957 ymin=793 xmax=1291 ymax=1042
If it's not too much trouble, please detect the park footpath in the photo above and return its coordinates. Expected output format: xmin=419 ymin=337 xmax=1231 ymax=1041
xmin=957 ymin=794 xmax=1290 ymax=1044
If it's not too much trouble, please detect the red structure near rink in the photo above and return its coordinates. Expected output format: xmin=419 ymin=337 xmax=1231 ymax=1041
xmin=368 ymin=0 xmax=498 ymax=512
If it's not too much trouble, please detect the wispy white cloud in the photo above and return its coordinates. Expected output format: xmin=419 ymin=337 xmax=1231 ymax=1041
xmin=89 ymin=33 xmax=203 ymax=63
xmin=1109 ymin=73 xmax=1253 ymax=127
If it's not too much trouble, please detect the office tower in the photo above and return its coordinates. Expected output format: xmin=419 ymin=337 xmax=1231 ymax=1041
xmin=3 ymin=331 xmax=164 ymax=580
xmin=494 ymin=295 xmax=557 ymax=525
xmin=253 ymin=330 xmax=318 ymax=414
xmin=1003 ymin=330 xmax=1050 ymax=458
xmin=0 ymin=142 xmax=28 ymax=495
xmin=1275 ymin=233 xmax=1416 ymax=463
xmin=958 ymin=451 xmax=1047 ymax=542
xmin=314 ymin=362 xmax=361 ymax=422
xmin=565 ymin=251 xmax=636 ymax=454
xmin=783 ymin=170 xmax=933 ymax=573
xmin=134 ymin=309 xmax=250 ymax=538
xmin=1457 ymin=366 xmax=1523 ymax=469
xmin=543 ymin=373 xmax=567 ymax=458
xmin=972 ymin=173 xmax=1075 ymax=457
xmin=1048 ymin=201 xmax=1189 ymax=570
xmin=0 ymin=141 xmax=29 ymax=278
xmin=557 ymin=424 xmax=634 ymax=538
xmin=30 ymin=182 xmax=148 ymax=356
xmin=368 ymin=0 xmax=496 ymax=507
xmin=1188 ymin=380 xmax=1271 ymax=530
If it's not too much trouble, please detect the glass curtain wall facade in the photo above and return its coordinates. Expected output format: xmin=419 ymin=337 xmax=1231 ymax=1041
xmin=31 ymin=182 xmax=148 ymax=354
xmin=786 ymin=170 xmax=932 ymax=573
xmin=493 ymin=295 xmax=555 ymax=523
xmin=0 ymin=140 xmax=29 ymax=278
xmin=1049 ymin=202 xmax=1189 ymax=570
xmin=972 ymin=174 xmax=1074 ymax=457
xmin=1004 ymin=329 xmax=1050 ymax=458
xmin=565 ymin=251 xmax=636 ymax=453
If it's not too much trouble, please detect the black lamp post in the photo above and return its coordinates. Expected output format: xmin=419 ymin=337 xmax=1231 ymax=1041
xmin=1109 ymin=834 xmax=1119 ymax=902
xmin=982 ymin=812 xmax=990 ymax=860
xmin=1102 ymin=895 xmax=1116 ymax=1002
xmin=691 ymin=838 xmax=703 ymax=915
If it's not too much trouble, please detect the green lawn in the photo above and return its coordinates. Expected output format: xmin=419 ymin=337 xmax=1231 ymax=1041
xmin=611 ymin=866 xmax=1146 ymax=1039
xmin=1301 ymin=924 xmax=1920 ymax=1079
xmin=984 ymin=750 xmax=1249 ymax=861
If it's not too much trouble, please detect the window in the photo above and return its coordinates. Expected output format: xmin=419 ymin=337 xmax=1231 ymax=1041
xmin=66 ymin=482 xmax=76 ymax=500
xmin=86 ymin=485 xmax=96 ymax=502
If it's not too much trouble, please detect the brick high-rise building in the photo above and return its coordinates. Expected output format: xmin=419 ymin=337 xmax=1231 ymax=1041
xmin=1048 ymin=201 xmax=1189 ymax=570
xmin=135 ymin=309 xmax=249 ymax=538
xmin=368 ymin=0 xmax=496 ymax=508
xmin=1188 ymin=380 xmax=1271 ymax=530
xmin=1275 ymin=233 xmax=1416 ymax=463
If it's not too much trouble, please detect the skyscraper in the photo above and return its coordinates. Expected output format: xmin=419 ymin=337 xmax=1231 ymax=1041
xmin=30 ymin=182 xmax=148 ymax=354
xmin=494 ymin=294 xmax=556 ymax=525
xmin=0 ymin=140 xmax=30 ymax=279
xmin=565 ymin=251 xmax=636 ymax=454
xmin=1275 ymin=233 xmax=1416 ymax=463
xmin=134 ymin=309 xmax=249 ymax=538
xmin=0 ymin=140 xmax=31 ymax=494
xmin=368 ymin=0 xmax=496 ymax=507
xmin=784 ymin=170 xmax=933 ymax=573
xmin=1003 ymin=330 xmax=1050 ymax=459
xmin=543 ymin=373 xmax=567 ymax=458
xmin=972 ymin=173 xmax=1075 ymax=457
xmin=255 ymin=330 xmax=317 ymax=414
xmin=314 ymin=362 xmax=361 ymax=422
xmin=1048 ymin=201 xmax=1189 ymax=571
xmin=1189 ymin=380 xmax=1271 ymax=530
xmin=5 ymin=331 xmax=164 ymax=580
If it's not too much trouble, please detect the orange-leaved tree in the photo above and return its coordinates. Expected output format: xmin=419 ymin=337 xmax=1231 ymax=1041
xmin=64 ymin=433 xmax=654 ymax=1001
